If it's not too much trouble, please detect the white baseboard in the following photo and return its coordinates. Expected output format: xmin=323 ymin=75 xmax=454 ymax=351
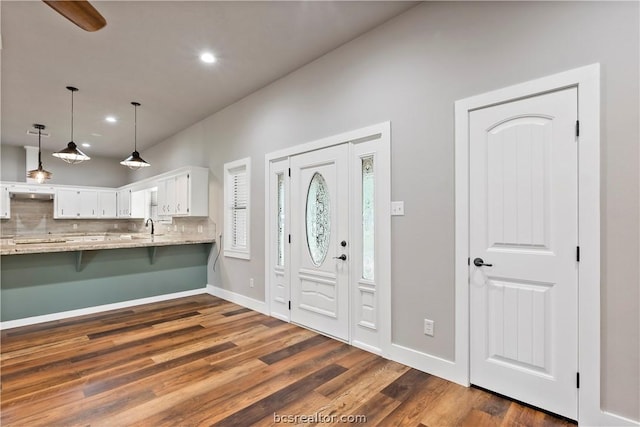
xmin=387 ymin=342 xmax=467 ymax=387
xmin=206 ymin=284 xmax=268 ymax=315
xmin=591 ymin=411 xmax=640 ymax=427
xmin=270 ymin=312 xmax=290 ymax=322
xmin=0 ymin=288 xmax=207 ymax=330
xmin=352 ymin=340 xmax=382 ymax=356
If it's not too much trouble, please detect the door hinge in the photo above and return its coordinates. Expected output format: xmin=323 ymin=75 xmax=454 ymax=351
xmin=288 ymin=168 xmax=291 ymax=177
xmin=288 ymin=234 xmax=291 ymax=244
xmin=288 ymin=301 xmax=291 ymax=310
xmin=576 ymin=120 xmax=580 ymax=137
xmin=467 ymin=257 xmax=470 ymax=266
xmin=576 ymin=372 xmax=580 ymax=388
xmin=576 ymin=246 xmax=580 ymax=262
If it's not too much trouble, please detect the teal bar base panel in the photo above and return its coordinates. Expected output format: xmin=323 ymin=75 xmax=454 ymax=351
xmin=1 ymin=244 xmax=209 ymax=322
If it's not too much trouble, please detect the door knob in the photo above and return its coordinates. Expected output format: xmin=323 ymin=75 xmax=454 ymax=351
xmin=333 ymin=254 xmax=347 ymax=261
xmin=473 ymin=257 xmax=493 ymax=267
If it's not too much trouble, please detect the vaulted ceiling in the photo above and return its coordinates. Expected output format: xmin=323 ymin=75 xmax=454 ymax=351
xmin=1 ymin=1 xmax=416 ymax=158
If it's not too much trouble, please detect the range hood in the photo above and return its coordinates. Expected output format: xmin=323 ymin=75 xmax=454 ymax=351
xmin=9 ymin=186 xmax=55 ymax=200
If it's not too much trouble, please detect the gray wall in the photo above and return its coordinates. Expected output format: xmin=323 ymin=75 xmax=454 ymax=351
xmin=0 ymin=144 xmax=130 ymax=187
xmin=29 ymin=2 xmax=640 ymax=420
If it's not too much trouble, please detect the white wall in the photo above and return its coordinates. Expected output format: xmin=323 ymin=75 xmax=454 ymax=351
xmin=91 ymin=2 xmax=640 ymax=420
xmin=0 ymin=144 xmax=130 ymax=187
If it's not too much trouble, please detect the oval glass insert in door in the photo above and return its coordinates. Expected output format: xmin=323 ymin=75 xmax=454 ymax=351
xmin=306 ymin=172 xmax=330 ymax=266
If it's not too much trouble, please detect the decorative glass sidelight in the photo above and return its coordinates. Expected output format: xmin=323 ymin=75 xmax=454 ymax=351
xmin=362 ymin=156 xmax=374 ymax=280
xmin=277 ymin=173 xmax=285 ymax=266
xmin=306 ymin=172 xmax=330 ymax=266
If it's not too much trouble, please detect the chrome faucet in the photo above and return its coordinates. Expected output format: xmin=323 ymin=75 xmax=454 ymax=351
xmin=145 ymin=218 xmax=154 ymax=235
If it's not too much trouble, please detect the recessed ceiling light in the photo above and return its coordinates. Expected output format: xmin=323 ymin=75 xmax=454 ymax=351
xmin=200 ymin=52 xmax=216 ymax=64
xmin=105 ymin=116 xmax=117 ymax=123
xmin=82 ymin=143 xmax=91 ymax=148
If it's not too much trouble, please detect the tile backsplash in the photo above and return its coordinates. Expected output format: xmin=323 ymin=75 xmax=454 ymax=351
xmin=0 ymin=199 xmax=215 ymax=237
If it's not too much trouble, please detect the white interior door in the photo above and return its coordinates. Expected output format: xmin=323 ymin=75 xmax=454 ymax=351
xmin=290 ymin=144 xmax=349 ymax=341
xmin=469 ymin=87 xmax=579 ymax=419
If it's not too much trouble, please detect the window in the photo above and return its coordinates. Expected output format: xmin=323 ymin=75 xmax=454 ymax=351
xmin=362 ymin=156 xmax=375 ymax=280
xmin=277 ymin=173 xmax=285 ymax=266
xmin=224 ymin=157 xmax=251 ymax=259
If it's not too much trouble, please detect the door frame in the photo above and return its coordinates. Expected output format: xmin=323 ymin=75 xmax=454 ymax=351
xmin=265 ymin=122 xmax=391 ymax=354
xmin=455 ymin=64 xmax=606 ymax=424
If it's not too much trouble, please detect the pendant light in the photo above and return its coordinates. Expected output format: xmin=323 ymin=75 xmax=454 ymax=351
xmin=53 ymin=86 xmax=90 ymax=164
xmin=27 ymin=124 xmax=53 ymax=183
xmin=120 ymin=101 xmax=150 ymax=170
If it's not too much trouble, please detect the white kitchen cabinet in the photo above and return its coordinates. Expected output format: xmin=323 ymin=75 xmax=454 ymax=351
xmin=175 ymin=172 xmax=189 ymax=215
xmin=0 ymin=185 xmax=10 ymax=219
xmin=55 ymin=189 xmax=98 ymax=218
xmin=157 ymin=168 xmax=208 ymax=218
xmin=157 ymin=178 xmax=175 ymax=218
xmin=98 ymin=191 xmax=118 ymax=218
xmin=130 ymin=189 xmax=148 ymax=219
xmin=117 ymin=189 xmax=131 ymax=217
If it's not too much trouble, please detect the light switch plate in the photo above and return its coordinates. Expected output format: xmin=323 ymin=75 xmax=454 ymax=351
xmin=391 ymin=201 xmax=405 ymax=216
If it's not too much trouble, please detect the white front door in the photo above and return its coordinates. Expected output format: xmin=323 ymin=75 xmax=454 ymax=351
xmin=290 ymin=144 xmax=350 ymax=341
xmin=469 ymin=87 xmax=579 ymax=419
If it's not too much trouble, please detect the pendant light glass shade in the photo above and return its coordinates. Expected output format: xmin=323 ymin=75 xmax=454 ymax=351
xmin=121 ymin=102 xmax=150 ymax=170
xmin=27 ymin=124 xmax=53 ymax=184
xmin=53 ymin=86 xmax=90 ymax=164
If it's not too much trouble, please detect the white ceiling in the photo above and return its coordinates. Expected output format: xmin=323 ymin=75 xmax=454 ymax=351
xmin=1 ymin=1 xmax=416 ymax=158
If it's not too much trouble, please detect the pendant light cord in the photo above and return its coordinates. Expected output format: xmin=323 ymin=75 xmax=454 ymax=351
xmin=70 ymin=89 xmax=74 ymax=142
xmin=134 ymin=103 xmax=137 ymax=152
xmin=38 ymin=127 xmax=43 ymax=167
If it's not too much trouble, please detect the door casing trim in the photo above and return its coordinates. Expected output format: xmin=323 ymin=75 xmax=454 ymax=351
xmin=265 ymin=122 xmax=391 ymax=354
xmin=454 ymin=64 xmax=608 ymax=425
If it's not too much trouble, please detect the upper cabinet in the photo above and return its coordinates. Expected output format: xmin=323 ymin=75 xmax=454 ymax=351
xmin=0 ymin=185 xmax=10 ymax=219
xmin=55 ymin=189 xmax=99 ymax=218
xmin=117 ymin=189 xmax=131 ymax=218
xmin=1 ymin=166 xmax=209 ymax=221
xmin=157 ymin=176 xmax=176 ymax=218
xmin=98 ymin=190 xmax=118 ymax=218
xmin=157 ymin=167 xmax=208 ymax=218
xmin=130 ymin=189 xmax=148 ymax=219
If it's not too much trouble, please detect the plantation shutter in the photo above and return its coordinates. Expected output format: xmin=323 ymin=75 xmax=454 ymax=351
xmin=231 ymin=167 xmax=248 ymax=249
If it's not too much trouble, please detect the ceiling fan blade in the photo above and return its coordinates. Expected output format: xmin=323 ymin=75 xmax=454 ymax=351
xmin=43 ymin=0 xmax=107 ymax=32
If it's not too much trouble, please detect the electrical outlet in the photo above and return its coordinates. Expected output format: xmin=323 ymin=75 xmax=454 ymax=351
xmin=73 ymin=223 xmax=78 ymax=230
xmin=198 ymin=225 xmax=203 ymax=233
xmin=424 ymin=319 xmax=434 ymax=336
xmin=181 ymin=225 xmax=185 ymax=232
xmin=113 ymin=224 xmax=118 ymax=229
xmin=174 ymin=225 xmax=178 ymax=231
xmin=249 ymin=278 xmax=255 ymax=288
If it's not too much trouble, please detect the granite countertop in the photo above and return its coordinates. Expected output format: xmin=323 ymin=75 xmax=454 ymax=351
xmin=0 ymin=233 xmax=216 ymax=255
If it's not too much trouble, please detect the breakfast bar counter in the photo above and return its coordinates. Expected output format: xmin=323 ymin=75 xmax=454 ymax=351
xmin=0 ymin=233 xmax=216 ymax=256
xmin=1 ymin=233 xmax=215 ymax=323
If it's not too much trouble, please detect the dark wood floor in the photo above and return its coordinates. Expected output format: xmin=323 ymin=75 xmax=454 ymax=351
xmin=1 ymin=294 xmax=576 ymax=426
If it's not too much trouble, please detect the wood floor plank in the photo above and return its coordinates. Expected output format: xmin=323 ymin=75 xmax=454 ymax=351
xmin=349 ymin=392 xmax=403 ymax=426
xmin=0 ymin=294 xmax=576 ymax=427
xmin=419 ymin=381 xmax=489 ymax=426
xmin=213 ymin=364 xmax=348 ymax=427
xmin=253 ymin=390 xmax=332 ymax=427
xmin=378 ymin=369 xmax=447 ymax=426
xmin=308 ymin=358 xmax=410 ymax=426
xmin=83 ymin=341 xmax=236 ymax=397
